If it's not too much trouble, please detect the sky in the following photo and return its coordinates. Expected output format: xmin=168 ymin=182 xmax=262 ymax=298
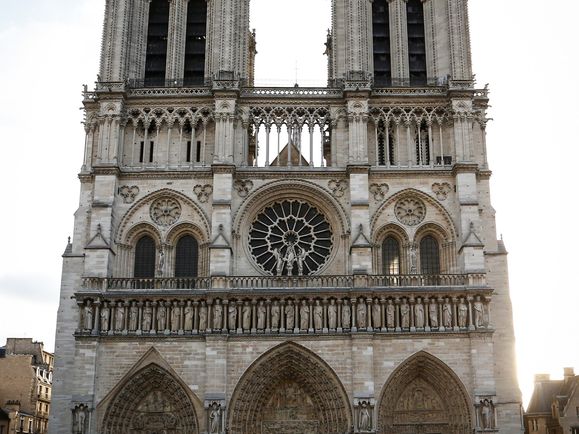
xmin=0 ymin=0 xmax=577 ymax=407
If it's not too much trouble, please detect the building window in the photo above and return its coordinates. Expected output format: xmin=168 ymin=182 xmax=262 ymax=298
xmin=372 ymin=0 xmax=391 ymax=86
xmin=415 ymin=121 xmax=430 ymax=165
xmin=134 ymin=236 xmax=156 ymax=278
xmin=184 ymin=0 xmax=207 ymax=86
xmin=406 ymin=0 xmax=427 ymax=85
xmin=175 ymin=235 xmax=199 ymax=278
xmin=382 ymin=236 xmax=400 ymax=275
xmin=531 ymin=419 xmax=538 ymax=431
xmin=420 ymin=235 xmax=440 ymax=275
xmin=376 ymin=120 xmax=395 ymax=166
xmin=144 ymin=0 xmax=170 ymax=86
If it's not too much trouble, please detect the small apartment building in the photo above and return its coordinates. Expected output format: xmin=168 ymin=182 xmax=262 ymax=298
xmin=0 ymin=339 xmax=53 ymax=434
xmin=525 ymin=368 xmax=579 ymax=434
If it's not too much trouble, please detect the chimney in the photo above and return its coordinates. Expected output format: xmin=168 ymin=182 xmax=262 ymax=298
xmin=534 ymin=374 xmax=550 ymax=384
xmin=564 ymin=367 xmax=575 ymax=381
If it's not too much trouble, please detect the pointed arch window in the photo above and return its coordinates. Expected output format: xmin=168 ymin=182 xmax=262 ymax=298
xmin=134 ymin=236 xmax=156 ymax=278
xmin=406 ymin=0 xmax=427 ymax=85
xmin=415 ymin=120 xmax=430 ymax=165
xmin=144 ymin=0 xmax=170 ymax=86
xmin=420 ymin=235 xmax=440 ymax=275
xmin=175 ymin=235 xmax=199 ymax=277
xmin=184 ymin=0 xmax=207 ymax=85
xmin=382 ymin=236 xmax=400 ymax=275
xmin=372 ymin=0 xmax=392 ymax=86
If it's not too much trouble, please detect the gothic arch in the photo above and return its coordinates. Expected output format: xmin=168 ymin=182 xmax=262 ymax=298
xmin=378 ymin=351 xmax=472 ymax=434
xmin=374 ymin=223 xmax=409 ymax=274
xmin=97 ymin=348 xmax=201 ymax=434
xmin=228 ymin=342 xmax=352 ymax=434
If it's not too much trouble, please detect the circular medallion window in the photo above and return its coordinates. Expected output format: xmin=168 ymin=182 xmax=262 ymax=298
xmin=249 ymin=200 xmax=333 ymax=276
xmin=150 ymin=198 xmax=182 ymax=227
xmin=395 ymin=197 xmax=426 ymax=226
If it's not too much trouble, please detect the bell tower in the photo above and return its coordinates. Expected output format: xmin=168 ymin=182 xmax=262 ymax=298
xmin=50 ymin=1 xmax=523 ymax=433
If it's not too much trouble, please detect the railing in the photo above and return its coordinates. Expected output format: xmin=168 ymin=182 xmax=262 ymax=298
xmin=81 ymin=274 xmax=486 ymax=292
xmin=240 ymin=87 xmax=343 ymax=99
xmin=75 ymin=287 xmax=492 ymax=337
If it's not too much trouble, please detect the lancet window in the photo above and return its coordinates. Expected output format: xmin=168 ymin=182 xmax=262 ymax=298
xmin=376 ymin=119 xmax=396 ymax=166
xmin=372 ymin=0 xmax=392 ymax=86
xmin=415 ymin=120 xmax=431 ymax=166
xmin=134 ymin=236 xmax=156 ymax=278
xmin=420 ymin=235 xmax=440 ymax=275
xmin=175 ymin=235 xmax=199 ymax=278
xmin=144 ymin=0 xmax=171 ymax=86
xmin=382 ymin=237 xmax=401 ymax=275
xmin=406 ymin=0 xmax=427 ymax=85
xmin=184 ymin=0 xmax=207 ymax=85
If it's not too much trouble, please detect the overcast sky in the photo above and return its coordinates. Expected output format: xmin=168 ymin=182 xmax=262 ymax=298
xmin=0 ymin=0 xmax=577 ymax=406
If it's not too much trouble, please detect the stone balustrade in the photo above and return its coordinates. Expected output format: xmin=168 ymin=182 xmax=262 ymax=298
xmin=75 ymin=287 xmax=492 ymax=337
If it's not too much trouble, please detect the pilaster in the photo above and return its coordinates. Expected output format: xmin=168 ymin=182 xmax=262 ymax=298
xmin=209 ymin=165 xmax=234 ymax=277
xmin=349 ymin=166 xmax=372 ymax=274
xmin=388 ymin=0 xmax=410 ymax=85
xmin=166 ymin=0 xmax=188 ymax=81
xmin=447 ymin=0 xmax=473 ymax=79
xmin=99 ymin=0 xmax=132 ymax=81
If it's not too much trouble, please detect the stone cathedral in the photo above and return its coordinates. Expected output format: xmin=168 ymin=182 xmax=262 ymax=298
xmin=50 ymin=0 xmax=524 ymax=433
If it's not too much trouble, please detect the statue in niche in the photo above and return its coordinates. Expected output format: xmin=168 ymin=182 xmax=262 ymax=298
xmin=100 ymin=303 xmax=110 ymax=332
xmin=357 ymin=300 xmax=367 ymax=328
xmin=400 ymin=299 xmax=410 ymax=328
xmin=328 ymin=299 xmax=337 ymax=329
xmin=213 ymin=300 xmax=223 ymax=330
xmin=171 ymin=302 xmax=180 ymax=332
xmin=285 ymin=301 xmax=295 ymax=329
xmin=415 ymin=299 xmax=425 ymax=328
xmin=209 ymin=402 xmax=222 ymax=434
xmin=313 ymin=300 xmax=323 ymax=329
xmin=443 ymin=298 xmax=453 ymax=328
xmin=157 ymin=304 xmax=167 ymax=331
xmin=242 ymin=301 xmax=251 ymax=330
xmin=386 ymin=300 xmax=395 ymax=328
xmin=129 ymin=302 xmax=139 ymax=331
xmin=458 ymin=298 xmax=468 ymax=328
xmin=184 ymin=302 xmax=194 ymax=331
xmin=480 ymin=399 xmax=495 ymax=429
xmin=300 ymin=300 xmax=310 ymax=330
xmin=429 ymin=300 xmax=439 ymax=328
xmin=228 ymin=303 xmax=237 ymax=330
xmin=83 ymin=302 xmax=93 ymax=331
xmin=359 ymin=401 xmax=372 ymax=431
xmin=273 ymin=248 xmax=284 ymax=276
xmin=297 ymin=247 xmax=307 ymax=276
xmin=372 ymin=299 xmax=382 ymax=329
xmin=257 ymin=300 xmax=266 ymax=330
xmin=158 ymin=247 xmax=165 ymax=276
xmin=142 ymin=303 xmax=152 ymax=331
xmin=409 ymin=244 xmax=417 ymax=274
xmin=473 ymin=296 xmax=485 ymax=328
xmin=115 ymin=302 xmax=124 ymax=331
xmin=72 ymin=405 xmax=88 ymax=434
xmin=285 ymin=244 xmax=298 ymax=275
xmin=342 ymin=299 xmax=351 ymax=328
xmin=270 ymin=300 xmax=280 ymax=329
xmin=199 ymin=302 xmax=208 ymax=331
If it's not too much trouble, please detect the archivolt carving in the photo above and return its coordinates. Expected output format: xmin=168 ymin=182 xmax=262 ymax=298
xmin=378 ymin=352 xmax=472 ymax=434
xmin=228 ymin=342 xmax=351 ymax=434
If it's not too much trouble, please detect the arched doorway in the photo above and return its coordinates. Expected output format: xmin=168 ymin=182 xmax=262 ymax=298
xmin=101 ymin=363 xmax=199 ymax=433
xmin=378 ymin=352 xmax=472 ymax=434
xmin=228 ymin=342 xmax=351 ymax=434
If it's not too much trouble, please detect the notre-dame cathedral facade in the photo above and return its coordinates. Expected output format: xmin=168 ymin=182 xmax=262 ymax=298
xmin=50 ymin=0 xmax=524 ymax=433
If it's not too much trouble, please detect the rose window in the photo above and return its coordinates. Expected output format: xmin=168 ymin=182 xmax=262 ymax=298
xmin=150 ymin=198 xmax=182 ymax=227
xmin=395 ymin=197 xmax=426 ymax=226
xmin=249 ymin=200 xmax=333 ymax=276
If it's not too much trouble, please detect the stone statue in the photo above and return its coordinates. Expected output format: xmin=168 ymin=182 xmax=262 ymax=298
xmin=83 ymin=302 xmax=93 ymax=331
xmin=415 ymin=299 xmax=425 ymax=328
xmin=157 ymin=305 xmax=167 ymax=331
xmin=184 ymin=302 xmax=194 ymax=331
xmin=285 ymin=244 xmax=297 ymax=275
xmin=359 ymin=401 xmax=371 ymax=431
xmin=199 ymin=302 xmax=208 ymax=331
xmin=171 ymin=302 xmax=180 ymax=332
xmin=474 ymin=296 xmax=484 ymax=328
xmin=257 ymin=301 xmax=266 ymax=330
xmin=242 ymin=301 xmax=251 ymax=330
xmin=209 ymin=402 xmax=221 ymax=434
xmin=357 ymin=300 xmax=367 ymax=328
xmin=314 ymin=300 xmax=323 ymax=329
xmin=400 ymin=300 xmax=410 ymax=328
xmin=142 ymin=303 xmax=152 ymax=331
xmin=458 ymin=298 xmax=468 ymax=328
xmin=409 ymin=244 xmax=417 ymax=274
xmin=342 ymin=299 xmax=351 ymax=328
xmin=480 ymin=399 xmax=495 ymax=429
xmin=442 ymin=299 xmax=453 ymax=328
xmin=285 ymin=301 xmax=295 ymax=329
xmin=297 ymin=247 xmax=307 ymax=276
xmin=73 ymin=406 xmax=87 ymax=434
xmin=270 ymin=300 xmax=280 ymax=329
xmin=115 ymin=302 xmax=125 ymax=331
xmin=372 ymin=300 xmax=382 ymax=329
xmin=228 ymin=303 xmax=237 ymax=330
xmin=300 ymin=300 xmax=310 ymax=330
xmin=158 ymin=247 xmax=165 ymax=275
xmin=273 ymin=247 xmax=284 ymax=276
xmin=129 ymin=302 xmax=139 ymax=332
xmin=386 ymin=300 xmax=395 ymax=328
xmin=328 ymin=299 xmax=337 ymax=329
xmin=428 ymin=300 xmax=438 ymax=328
xmin=100 ymin=303 xmax=110 ymax=332
xmin=213 ymin=301 xmax=223 ymax=330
